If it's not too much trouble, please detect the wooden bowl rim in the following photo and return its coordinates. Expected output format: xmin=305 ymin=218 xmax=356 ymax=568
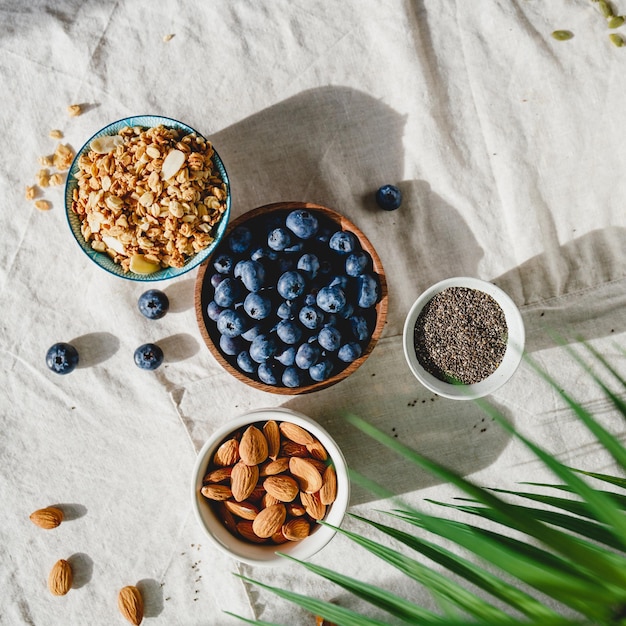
xmin=194 ymin=201 xmax=388 ymax=395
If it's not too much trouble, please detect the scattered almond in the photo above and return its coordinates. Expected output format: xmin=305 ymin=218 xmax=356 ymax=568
xmin=67 ymin=104 xmax=82 ymax=117
xmin=35 ymin=200 xmax=51 ymax=211
xmin=30 ymin=506 xmax=64 ymax=529
xmin=49 ymin=129 xmax=63 ymax=139
xmin=239 ymin=425 xmax=268 ymax=466
xmin=252 ymin=503 xmax=287 ymax=538
xmin=48 ymin=559 xmax=73 ymax=596
xmin=25 ymin=185 xmax=38 ymax=200
xmin=231 ymin=461 xmax=259 ymax=502
xmin=118 ymin=585 xmax=144 ymax=625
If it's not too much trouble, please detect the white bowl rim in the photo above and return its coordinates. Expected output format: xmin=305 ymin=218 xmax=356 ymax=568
xmin=191 ymin=407 xmax=350 ymax=566
xmin=402 ymin=277 xmax=525 ymax=400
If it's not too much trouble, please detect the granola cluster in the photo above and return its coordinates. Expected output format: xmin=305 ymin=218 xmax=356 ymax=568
xmin=70 ymin=124 xmax=228 ymax=273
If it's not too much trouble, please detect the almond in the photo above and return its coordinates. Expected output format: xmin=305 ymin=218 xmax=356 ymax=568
xmin=213 ymin=438 xmax=239 ymax=467
xmin=200 ymin=484 xmax=232 ymax=501
xmin=279 ymin=421 xmax=315 ymax=445
xmin=48 ymin=559 xmax=73 ymax=596
xmin=308 ymin=458 xmax=330 ymax=475
xmin=319 ymin=465 xmax=337 ymax=505
xmin=289 ymin=457 xmax=323 ymax=493
xmin=263 ymin=475 xmax=299 ymax=502
xmin=236 ymin=520 xmax=267 ymax=543
xmin=224 ymin=500 xmax=259 ymax=520
xmin=252 ymin=503 xmax=287 ymax=538
xmin=203 ymin=466 xmax=233 ymax=484
xmin=216 ymin=502 xmax=238 ymax=535
xmin=263 ymin=420 xmax=281 ymax=460
xmin=280 ymin=440 xmax=310 ymax=458
xmin=247 ymin=484 xmax=267 ymax=502
xmin=271 ymin=528 xmax=290 ymax=544
xmin=30 ymin=506 xmax=64 ymax=529
xmin=286 ymin=501 xmax=307 ymax=517
xmin=306 ymin=439 xmax=329 ymax=461
xmin=118 ymin=585 xmax=144 ymax=625
xmin=283 ymin=517 xmax=310 ymax=541
xmin=262 ymin=492 xmax=281 ymax=508
xmin=260 ymin=457 xmax=290 ymax=476
xmin=231 ymin=461 xmax=259 ymax=502
xmin=239 ymin=426 xmax=268 ymax=466
xmin=300 ymin=492 xmax=326 ymax=520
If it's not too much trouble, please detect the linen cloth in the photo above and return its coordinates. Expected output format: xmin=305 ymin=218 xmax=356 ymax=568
xmin=1 ymin=0 xmax=625 ymax=624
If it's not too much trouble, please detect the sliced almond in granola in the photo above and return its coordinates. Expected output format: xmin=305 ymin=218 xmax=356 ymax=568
xmin=129 ymin=253 xmax=160 ymax=274
xmin=161 ymin=149 xmax=186 ymax=180
xmin=289 ymin=457 xmax=323 ymax=494
xmin=102 ymin=235 xmax=126 ymax=255
xmin=90 ymin=135 xmax=124 ymax=155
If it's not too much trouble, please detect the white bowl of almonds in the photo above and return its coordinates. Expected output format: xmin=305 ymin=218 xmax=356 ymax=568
xmin=65 ymin=115 xmax=230 ymax=281
xmin=191 ymin=407 xmax=349 ymax=566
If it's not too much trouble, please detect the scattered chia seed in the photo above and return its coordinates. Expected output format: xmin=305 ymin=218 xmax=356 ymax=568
xmin=413 ymin=287 xmax=508 ymax=385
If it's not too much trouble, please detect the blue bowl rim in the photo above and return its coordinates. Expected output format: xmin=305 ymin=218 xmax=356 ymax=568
xmin=64 ymin=114 xmax=231 ymax=282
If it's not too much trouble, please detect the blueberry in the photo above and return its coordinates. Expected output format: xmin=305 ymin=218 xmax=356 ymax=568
xmin=349 ymin=315 xmax=370 ymax=341
xmin=239 ymin=260 xmax=266 ymax=292
xmin=214 ymin=277 xmax=242 ymax=307
xmin=275 ymin=345 xmax=297 ymax=366
xmin=319 ymin=259 xmax=332 ymax=275
xmin=357 ymin=273 xmax=380 ymax=308
xmin=237 ymin=350 xmax=256 ymax=373
xmin=338 ymin=302 xmax=354 ymax=320
xmin=345 ymin=251 xmax=371 ymax=277
xmin=251 ymin=247 xmax=278 ymax=262
xmin=217 ymin=309 xmax=248 ymax=337
xmin=277 ymin=300 xmax=297 ymax=320
xmin=329 ymin=231 xmax=357 ymax=255
xmin=316 ymin=226 xmax=332 ymax=244
xmin=268 ymin=227 xmax=292 ymax=251
xmin=242 ymin=323 xmax=264 ymax=342
xmin=284 ymin=242 xmax=305 ymax=254
xmin=316 ymin=285 xmax=347 ymax=313
xmin=214 ymin=253 xmax=233 ymax=274
xmin=258 ymin=361 xmax=281 ymax=385
xmin=286 ymin=209 xmax=319 ymax=239
xmin=220 ymin=334 xmax=244 ymax=356
xmin=309 ymin=359 xmax=334 ymax=382
xmin=277 ymin=270 xmax=306 ymax=300
xmin=134 ymin=343 xmax=164 ymax=370
xmin=46 ymin=342 xmax=79 ymax=375
xmin=206 ymin=300 xmax=224 ymax=322
xmin=249 ymin=334 xmax=278 ymax=363
xmin=138 ymin=289 xmax=169 ymax=320
xmin=228 ymin=226 xmax=252 ymax=253
xmin=282 ymin=366 xmax=304 ymax=388
xmin=295 ymin=343 xmax=320 ymax=369
xmin=276 ymin=319 xmax=303 ymax=344
xmin=338 ymin=342 xmax=362 ymax=363
xmin=304 ymin=293 xmax=317 ymax=306
xmin=375 ymin=184 xmax=402 ymax=211
xmin=318 ymin=325 xmax=342 ymax=352
xmin=329 ymin=274 xmax=349 ymax=290
xmin=211 ymin=273 xmax=226 ymax=289
xmin=243 ymin=292 xmax=272 ymax=320
xmin=298 ymin=305 xmax=325 ymax=330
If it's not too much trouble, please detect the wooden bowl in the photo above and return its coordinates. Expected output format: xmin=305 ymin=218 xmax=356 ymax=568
xmin=194 ymin=201 xmax=388 ymax=394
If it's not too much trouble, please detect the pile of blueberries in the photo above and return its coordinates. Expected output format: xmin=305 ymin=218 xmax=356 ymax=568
xmin=203 ymin=208 xmax=382 ymax=388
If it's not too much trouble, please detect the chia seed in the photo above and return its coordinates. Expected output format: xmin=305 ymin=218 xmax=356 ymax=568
xmin=413 ymin=287 xmax=508 ymax=385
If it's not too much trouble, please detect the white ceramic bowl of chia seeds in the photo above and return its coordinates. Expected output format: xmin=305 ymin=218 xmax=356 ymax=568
xmin=402 ymin=277 xmax=525 ymax=400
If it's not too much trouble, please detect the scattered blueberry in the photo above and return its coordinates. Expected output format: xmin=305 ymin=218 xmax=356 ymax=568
xmin=316 ymin=285 xmax=347 ymax=313
xmin=282 ymin=366 xmax=304 ymax=388
xmin=249 ymin=334 xmax=278 ymax=363
xmin=276 ymin=319 xmax=303 ymax=344
xmin=375 ymin=184 xmax=402 ymax=211
xmin=345 ymin=251 xmax=371 ymax=277
xmin=46 ymin=342 xmax=79 ymax=375
xmin=214 ymin=277 xmax=242 ymax=307
xmin=217 ymin=309 xmax=248 ymax=337
xmin=338 ymin=342 xmax=362 ymax=363
xmin=309 ymin=359 xmax=334 ymax=382
xmin=134 ymin=343 xmax=164 ymax=370
xmin=298 ymin=305 xmax=325 ymax=330
xmin=237 ymin=351 xmax=256 ymax=373
xmin=243 ymin=292 xmax=272 ymax=320
xmin=228 ymin=226 xmax=253 ymax=253
xmin=277 ymin=270 xmax=306 ymax=300
xmin=295 ymin=343 xmax=320 ymax=369
xmin=138 ymin=289 xmax=169 ymax=320
xmin=357 ymin=273 xmax=380 ymax=308
xmin=286 ymin=209 xmax=319 ymax=239
xmin=268 ymin=227 xmax=292 ymax=251
xmin=318 ymin=325 xmax=342 ymax=352
xmin=329 ymin=231 xmax=357 ymax=255
xmin=213 ymin=253 xmax=233 ymax=274
xmin=258 ymin=361 xmax=281 ymax=385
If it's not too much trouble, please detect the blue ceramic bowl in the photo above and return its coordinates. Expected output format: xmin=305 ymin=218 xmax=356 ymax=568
xmin=64 ymin=115 xmax=230 ymax=282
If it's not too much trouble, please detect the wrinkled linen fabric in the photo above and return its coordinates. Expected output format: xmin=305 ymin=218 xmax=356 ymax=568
xmin=1 ymin=0 xmax=625 ymax=624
